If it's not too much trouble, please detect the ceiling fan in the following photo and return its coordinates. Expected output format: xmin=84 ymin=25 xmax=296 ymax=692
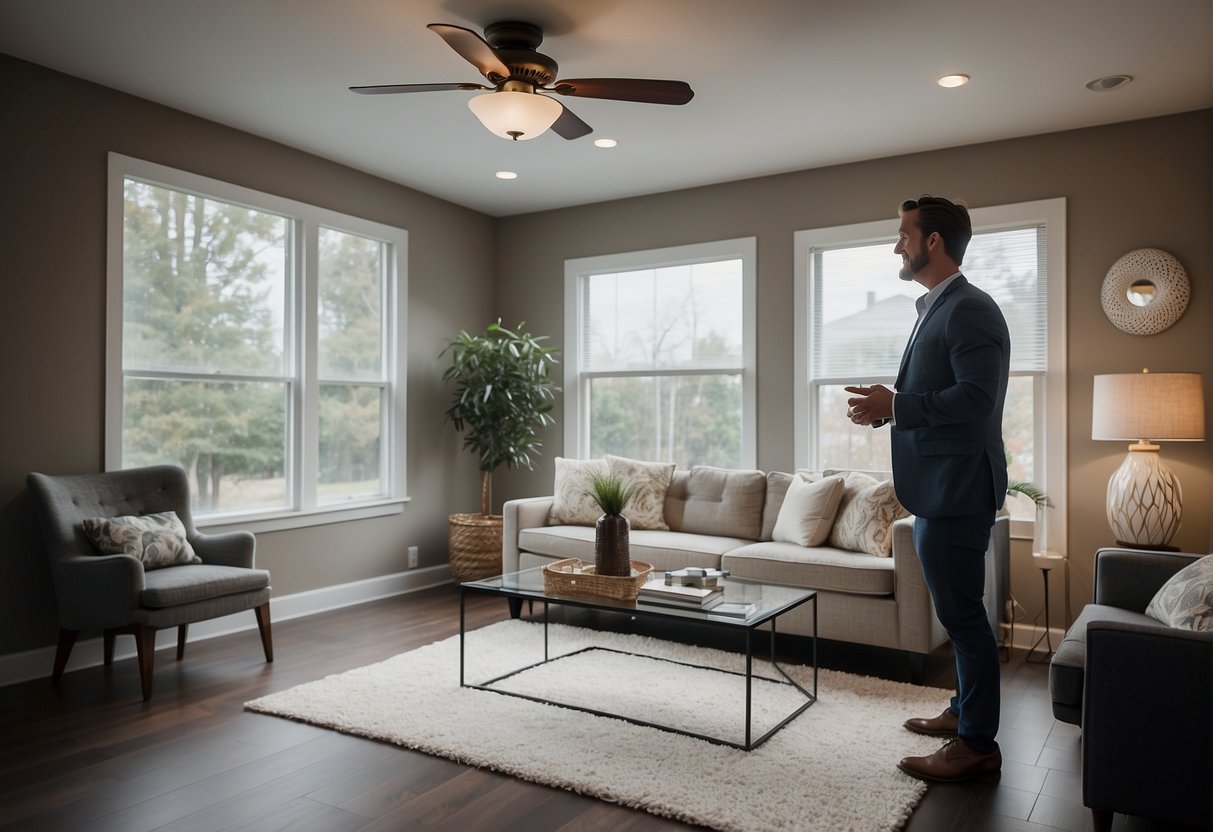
xmin=350 ymin=21 xmax=695 ymax=141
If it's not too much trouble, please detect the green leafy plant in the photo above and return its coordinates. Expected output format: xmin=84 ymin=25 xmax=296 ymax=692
xmin=1007 ymin=479 xmax=1053 ymax=508
xmin=441 ymin=320 xmax=560 ymax=516
xmin=584 ymin=471 xmax=638 ymax=517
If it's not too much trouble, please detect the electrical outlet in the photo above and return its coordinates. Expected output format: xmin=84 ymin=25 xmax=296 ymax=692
xmin=407 ymin=545 xmax=419 ymax=569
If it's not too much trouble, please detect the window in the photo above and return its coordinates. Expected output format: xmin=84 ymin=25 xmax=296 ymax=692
xmin=794 ymin=199 xmax=1066 ymax=540
xmin=564 ymin=239 xmax=756 ymax=468
xmin=106 ymin=154 xmax=408 ymax=531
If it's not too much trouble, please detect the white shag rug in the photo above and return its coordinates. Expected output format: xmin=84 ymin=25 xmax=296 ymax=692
xmin=245 ymin=620 xmax=950 ymax=832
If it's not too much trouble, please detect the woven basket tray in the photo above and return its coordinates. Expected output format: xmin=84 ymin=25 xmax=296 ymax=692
xmin=543 ymin=558 xmax=654 ymax=602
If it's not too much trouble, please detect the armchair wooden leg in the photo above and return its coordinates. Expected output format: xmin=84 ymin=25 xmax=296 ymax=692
xmin=104 ymin=630 xmax=116 ymax=667
xmin=1090 ymin=808 xmax=1113 ymax=832
xmin=254 ymin=602 xmax=273 ymax=663
xmin=134 ymin=625 xmax=157 ymax=701
xmin=176 ymin=625 xmax=188 ymax=661
xmin=52 ymin=628 xmax=78 ymax=685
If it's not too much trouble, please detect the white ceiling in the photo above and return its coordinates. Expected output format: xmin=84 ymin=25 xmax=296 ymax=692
xmin=2 ymin=0 xmax=1209 ymax=217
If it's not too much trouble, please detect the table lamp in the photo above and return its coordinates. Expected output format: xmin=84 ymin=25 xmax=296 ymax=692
xmin=1091 ymin=370 xmax=1205 ymax=547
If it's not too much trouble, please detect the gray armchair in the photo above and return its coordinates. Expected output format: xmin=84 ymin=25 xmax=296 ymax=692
xmin=27 ymin=465 xmax=273 ymax=700
xmin=1049 ymin=547 xmax=1213 ymax=831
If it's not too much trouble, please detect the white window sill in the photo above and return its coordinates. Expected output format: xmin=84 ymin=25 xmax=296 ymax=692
xmin=197 ymin=497 xmax=410 ymax=535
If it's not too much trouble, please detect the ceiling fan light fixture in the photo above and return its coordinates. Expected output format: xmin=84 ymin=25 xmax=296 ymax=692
xmin=468 ymin=90 xmax=562 ymax=140
xmin=593 ymin=138 xmax=618 ymax=148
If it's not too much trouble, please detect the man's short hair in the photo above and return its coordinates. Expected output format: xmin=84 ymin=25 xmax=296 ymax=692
xmin=900 ymin=195 xmax=973 ymax=265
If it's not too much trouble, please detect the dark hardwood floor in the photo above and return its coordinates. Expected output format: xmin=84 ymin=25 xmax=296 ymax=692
xmin=0 ymin=585 xmax=1188 ymax=832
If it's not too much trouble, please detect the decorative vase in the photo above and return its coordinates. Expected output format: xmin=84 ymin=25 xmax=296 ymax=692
xmin=594 ymin=513 xmax=631 ymax=577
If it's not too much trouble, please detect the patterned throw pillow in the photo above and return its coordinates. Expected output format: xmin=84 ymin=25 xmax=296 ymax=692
xmin=606 ymin=454 xmax=676 ymax=531
xmin=82 ymin=510 xmax=201 ymax=570
xmin=772 ymin=474 xmax=846 ymax=547
xmin=548 ymin=457 xmax=610 ymax=526
xmin=1145 ymin=554 xmax=1213 ymax=631
xmin=826 ymin=472 xmax=910 ymax=557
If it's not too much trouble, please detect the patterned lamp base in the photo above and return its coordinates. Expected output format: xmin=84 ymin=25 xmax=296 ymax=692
xmin=1106 ymin=445 xmax=1183 ymax=547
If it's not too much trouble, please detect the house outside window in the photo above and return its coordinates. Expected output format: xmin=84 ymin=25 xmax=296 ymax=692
xmin=106 ymin=154 xmax=408 ymax=532
xmin=563 ymin=238 xmax=757 ymax=468
xmin=794 ymin=199 xmax=1066 ymax=539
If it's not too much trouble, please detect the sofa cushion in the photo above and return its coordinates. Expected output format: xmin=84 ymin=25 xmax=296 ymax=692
xmin=548 ymin=457 xmax=610 ymax=526
xmin=772 ymin=474 xmax=845 ymax=547
xmin=760 ymin=471 xmax=797 ymax=541
xmin=518 ymin=525 xmax=745 ymax=572
xmin=606 ymin=455 xmax=676 ymax=531
xmin=665 ymin=465 xmax=766 ymax=540
xmin=140 ymin=563 xmax=270 ymax=608
xmin=1145 ymin=554 xmax=1213 ymax=631
xmin=1049 ymin=602 xmax=1158 ymax=715
xmin=827 ymin=472 xmax=909 ymax=557
xmin=723 ymin=542 xmax=895 ymax=595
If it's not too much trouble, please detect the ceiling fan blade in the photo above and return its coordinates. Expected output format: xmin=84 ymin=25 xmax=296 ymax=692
xmin=550 ymin=102 xmax=592 ymax=140
xmin=427 ymin=23 xmax=511 ymax=83
xmin=350 ymin=82 xmax=488 ymax=95
xmin=549 ymin=78 xmax=694 ymax=105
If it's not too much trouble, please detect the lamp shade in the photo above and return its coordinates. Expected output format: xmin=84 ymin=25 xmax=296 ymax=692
xmin=468 ymin=91 xmax=562 ymax=140
xmin=1091 ymin=371 xmax=1205 ymax=442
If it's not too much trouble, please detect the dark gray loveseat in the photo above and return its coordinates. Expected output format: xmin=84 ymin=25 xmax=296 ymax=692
xmin=1049 ymin=547 xmax=1213 ymax=831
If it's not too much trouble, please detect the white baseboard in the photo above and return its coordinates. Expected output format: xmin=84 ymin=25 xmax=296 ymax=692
xmin=999 ymin=621 xmax=1067 ymax=653
xmin=0 ymin=564 xmax=452 ymax=689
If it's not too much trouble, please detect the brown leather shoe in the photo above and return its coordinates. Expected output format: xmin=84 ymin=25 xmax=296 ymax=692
xmin=898 ymin=738 xmax=1002 ymax=783
xmin=903 ymin=707 xmax=959 ymax=736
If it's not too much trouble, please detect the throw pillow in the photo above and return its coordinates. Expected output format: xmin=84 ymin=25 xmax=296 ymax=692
xmin=827 ymin=472 xmax=910 ymax=557
xmin=82 ymin=510 xmax=201 ymax=570
xmin=606 ymin=454 xmax=676 ymax=531
xmin=548 ymin=457 xmax=610 ymax=526
xmin=1144 ymin=554 xmax=1213 ymax=631
xmin=771 ymin=474 xmax=846 ymax=547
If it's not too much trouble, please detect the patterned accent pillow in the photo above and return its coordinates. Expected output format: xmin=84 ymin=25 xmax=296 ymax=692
xmin=772 ymin=474 xmax=846 ymax=547
xmin=1145 ymin=554 xmax=1213 ymax=631
xmin=82 ymin=510 xmax=201 ymax=570
xmin=548 ymin=457 xmax=610 ymax=526
xmin=826 ymin=472 xmax=910 ymax=557
xmin=606 ymin=454 xmax=676 ymax=531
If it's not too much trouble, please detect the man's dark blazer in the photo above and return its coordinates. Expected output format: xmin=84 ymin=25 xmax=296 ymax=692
xmin=890 ymin=275 xmax=1010 ymax=519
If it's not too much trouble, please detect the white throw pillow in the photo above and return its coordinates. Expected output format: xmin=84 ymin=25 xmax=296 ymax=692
xmin=827 ymin=472 xmax=910 ymax=557
xmin=771 ymin=474 xmax=846 ymax=547
xmin=1144 ymin=554 xmax=1213 ymax=631
xmin=606 ymin=454 xmax=676 ymax=531
xmin=548 ymin=457 xmax=611 ymax=526
xmin=82 ymin=510 xmax=201 ymax=570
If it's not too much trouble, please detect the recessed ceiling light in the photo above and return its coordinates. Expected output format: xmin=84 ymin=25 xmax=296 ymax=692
xmin=1085 ymin=74 xmax=1133 ymax=92
xmin=495 ymin=171 xmax=518 ymax=180
xmin=594 ymin=138 xmax=618 ymax=148
xmin=937 ymin=74 xmax=970 ymax=88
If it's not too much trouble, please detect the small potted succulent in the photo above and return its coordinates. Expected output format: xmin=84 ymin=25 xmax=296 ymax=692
xmin=585 ymin=471 xmax=637 ymax=577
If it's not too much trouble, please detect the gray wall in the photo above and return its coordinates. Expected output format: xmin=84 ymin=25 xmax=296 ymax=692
xmin=0 ymin=55 xmax=495 ymax=655
xmin=494 ymin=110 xmax=1213 ymax=632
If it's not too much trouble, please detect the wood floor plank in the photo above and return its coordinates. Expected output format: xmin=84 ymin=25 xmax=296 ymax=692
xmin=0 ymin=584 xmax=1102 ymax=832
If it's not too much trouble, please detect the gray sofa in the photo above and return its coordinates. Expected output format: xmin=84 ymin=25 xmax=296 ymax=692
xmin=503 ymin=466 xmax=1007 ymax=677
xmin=1048 ymin=547 xmax=1212 ymax=831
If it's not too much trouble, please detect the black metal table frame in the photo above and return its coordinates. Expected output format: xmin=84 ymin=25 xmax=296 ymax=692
xmin=459 ymin=584 xmax=817 ymax=751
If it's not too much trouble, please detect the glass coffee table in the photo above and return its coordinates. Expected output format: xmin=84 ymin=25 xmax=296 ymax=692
xmin=460 ymin=567 xmax=817 ymax=750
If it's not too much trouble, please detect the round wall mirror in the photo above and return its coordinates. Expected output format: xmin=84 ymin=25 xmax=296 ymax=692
xmin=1126 ymin=279 xmax=1156 ymax=307
xmin=1100 ymin=248 xmax=1189 ymax=335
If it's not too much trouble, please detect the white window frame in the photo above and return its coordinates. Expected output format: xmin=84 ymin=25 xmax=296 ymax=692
xmin=793 ymin=199 xmax=1066 ymax=548
xmin=563 ymin=238 xmax=758 ymax=467
xmin=105 ymin=153 xmax=409 ymax=534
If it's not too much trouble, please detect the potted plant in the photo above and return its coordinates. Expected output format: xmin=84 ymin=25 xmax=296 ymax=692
xmin=584 ymin=471 xmax=637 ymax=577
xmin=441 ymin=320 xmax=559 ymax=580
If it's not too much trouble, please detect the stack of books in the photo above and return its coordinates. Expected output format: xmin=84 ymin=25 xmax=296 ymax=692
xmin=637 ymin=578 xmax=723 ymax=610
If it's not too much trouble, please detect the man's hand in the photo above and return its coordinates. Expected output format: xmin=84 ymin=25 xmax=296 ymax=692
xmin=844 ymin=384 xmax=894 ymax=427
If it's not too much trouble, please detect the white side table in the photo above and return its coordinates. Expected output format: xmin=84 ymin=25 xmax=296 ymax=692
xmin=1024 ymin=552 xmax=1066 ymax=664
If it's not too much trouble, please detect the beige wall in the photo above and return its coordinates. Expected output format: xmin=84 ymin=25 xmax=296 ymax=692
xmin=494 ymin=110 xmax=1213 ymax=632
xmin=0 ymin=55 xmax=496 ymax=655
xmin=1 ymin=49 xmax=1208 ymax=660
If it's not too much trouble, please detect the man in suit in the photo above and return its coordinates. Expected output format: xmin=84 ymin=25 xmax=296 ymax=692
xmin=845 ymin=195 xmax=1010 ymax=782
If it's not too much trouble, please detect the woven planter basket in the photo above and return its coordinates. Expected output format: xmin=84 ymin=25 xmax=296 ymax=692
xmin=448 ymin=513 xmax=503 ymax=581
